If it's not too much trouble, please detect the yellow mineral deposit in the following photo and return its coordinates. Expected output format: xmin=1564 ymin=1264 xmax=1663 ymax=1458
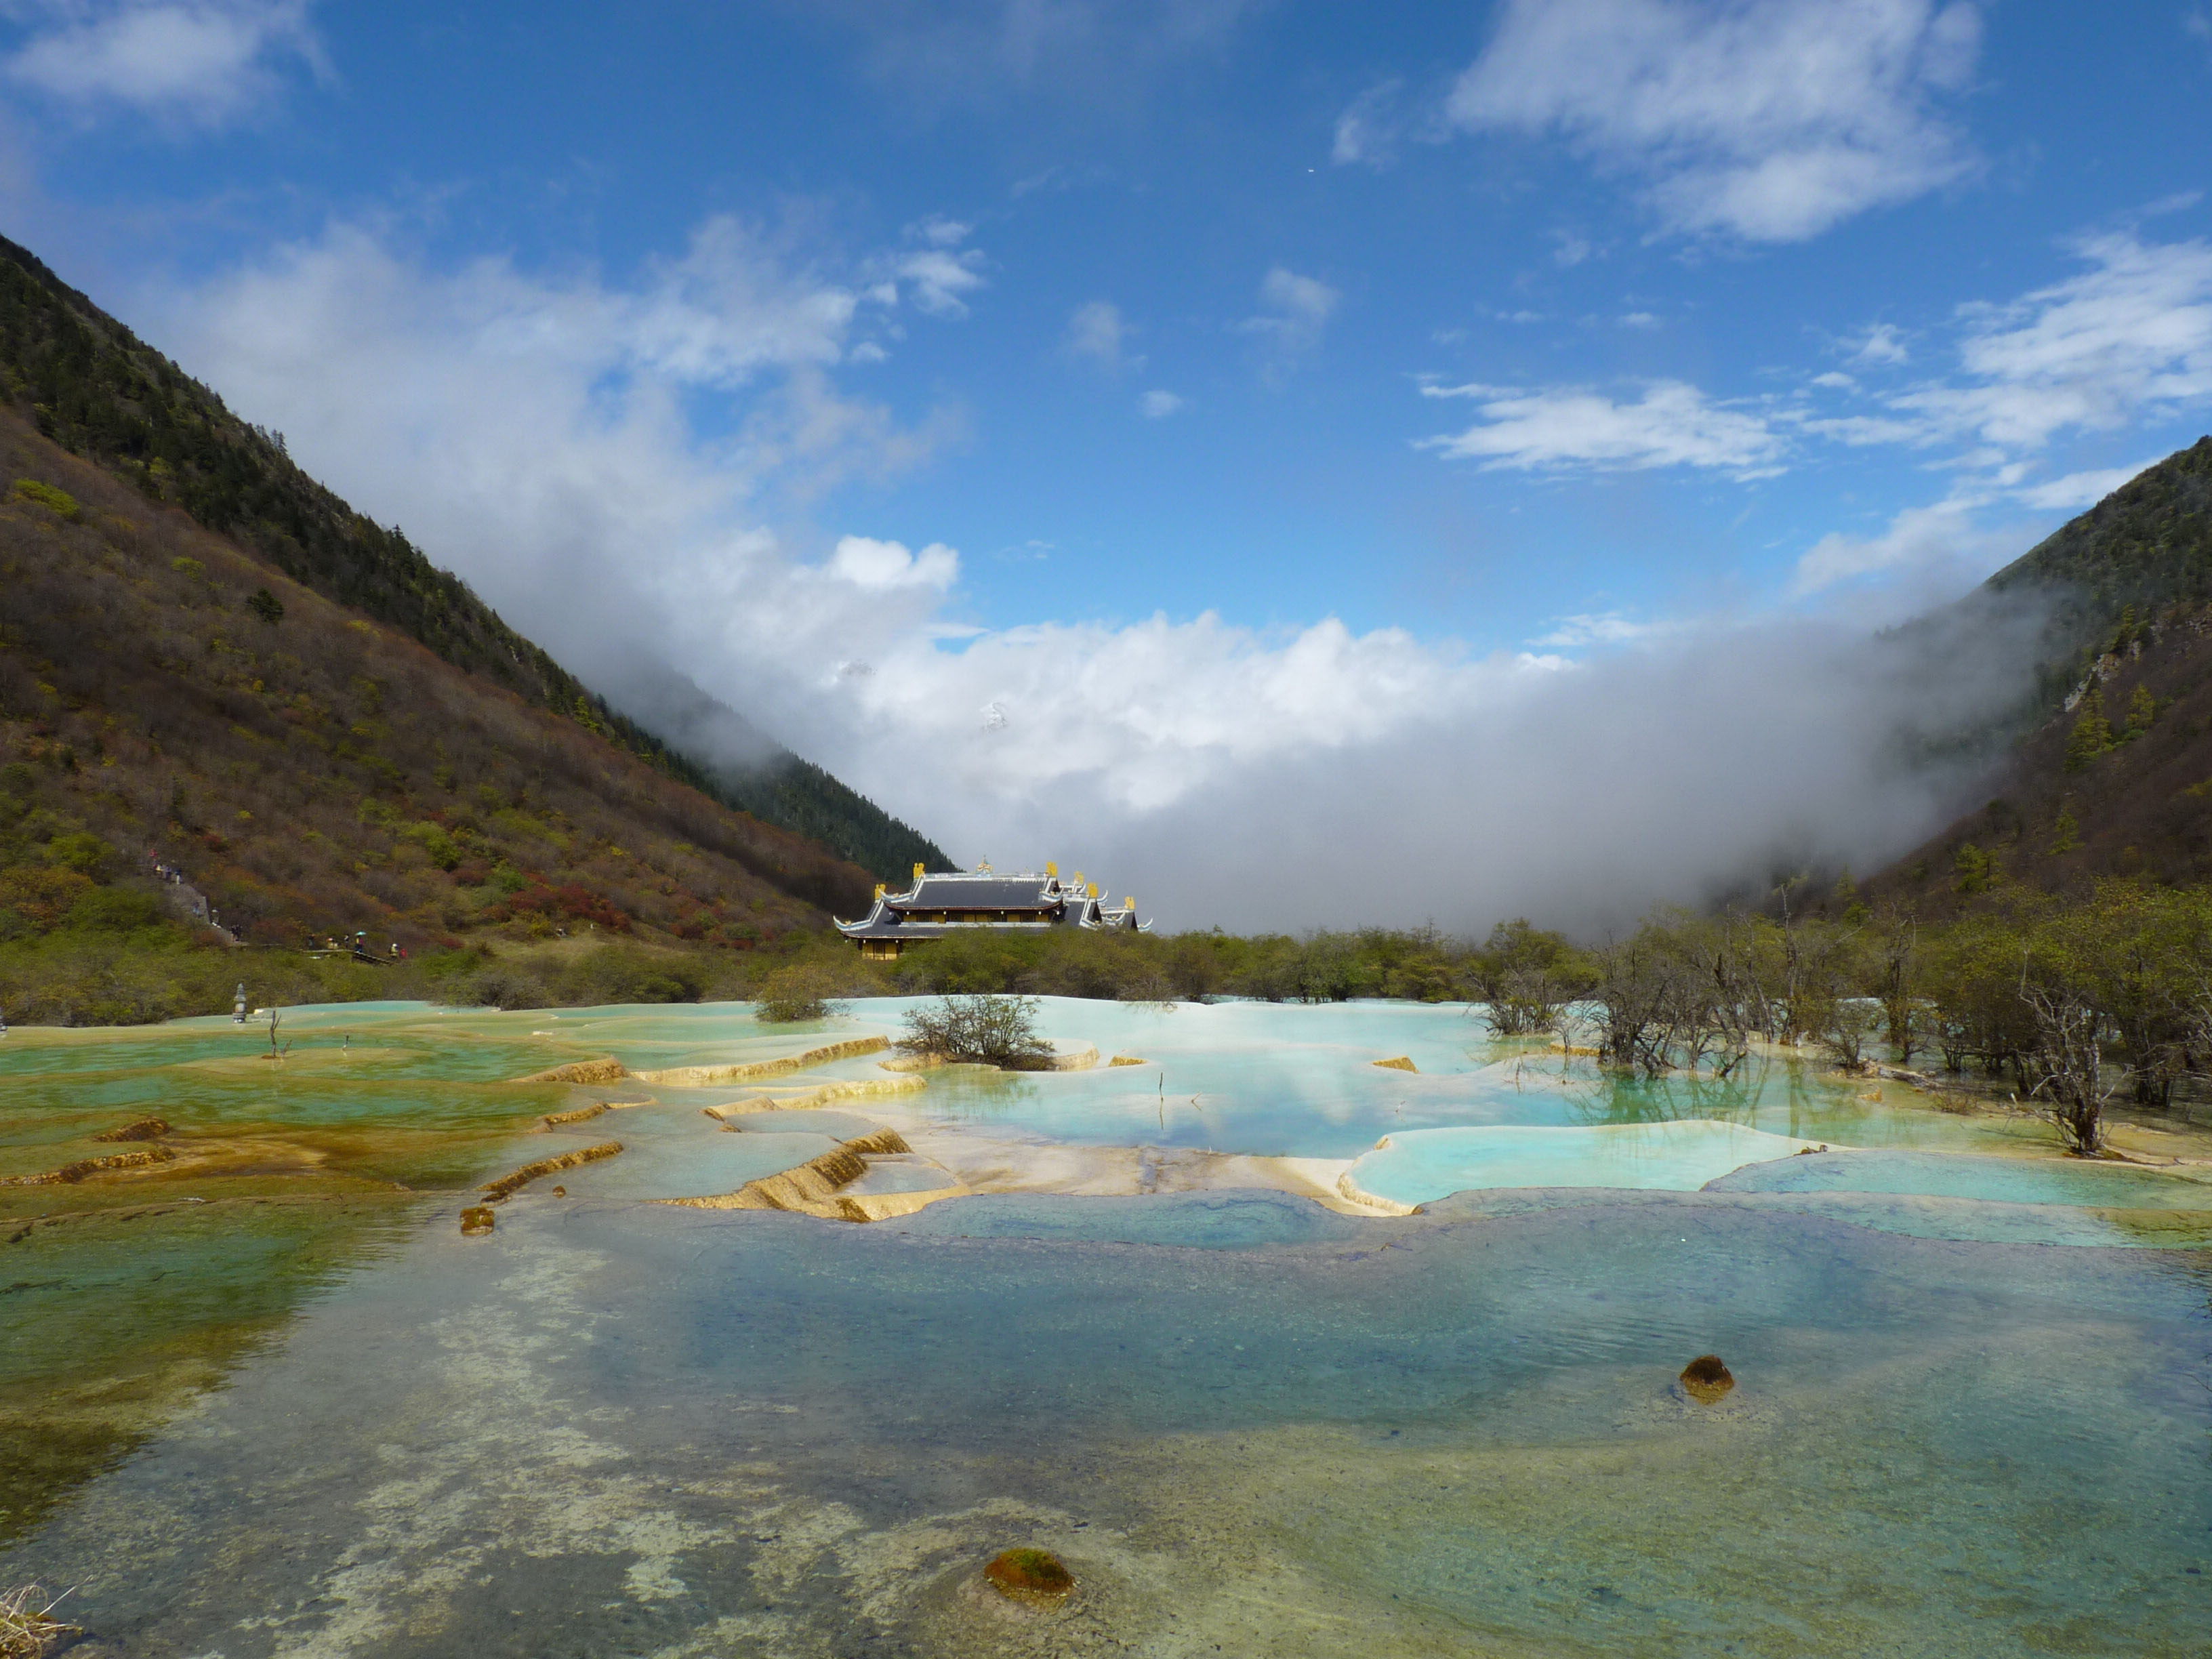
xmin=984 ymin=1549 xmax=1076 ymax=1600
xmin=628 ymin=1036 xmax=888 ymax=1088
xmin=1373 ymin=1056 xmax=1418 ymax=1072
xmin=540 ymin=1101 xmax=611 ymax=1128
xmin=478 ymin=1142 xmax=623 ymax=1202
xmin=1679 ymin=1354 xmax=1736 ymax=1404
xmin=514 ymin=1056 xmax=630 ymax=1085
xmin=1 ymin=1145 xmax=178 ymax=1186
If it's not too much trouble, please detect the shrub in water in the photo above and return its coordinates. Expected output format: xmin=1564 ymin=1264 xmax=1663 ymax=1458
xmin=756 ymin=962 xmax=843 ymax=1023
xmin=899 ymin=993 xmax=1053 ymax=1068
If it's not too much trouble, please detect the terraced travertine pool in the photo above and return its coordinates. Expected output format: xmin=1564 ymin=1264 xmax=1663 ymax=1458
xmin=4 ymin=996 xmax=2210 ymax=1656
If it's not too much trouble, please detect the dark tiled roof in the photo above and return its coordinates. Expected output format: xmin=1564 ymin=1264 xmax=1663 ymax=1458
xmin=839 ymin=920 xmax=946 ymax=939
xmin=889 ymin=876 xmax=1059 ymax=912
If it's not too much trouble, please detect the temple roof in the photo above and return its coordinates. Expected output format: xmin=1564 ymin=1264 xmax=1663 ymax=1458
xmin=887 ymin=875 xmax=1060 ymax=912
xmin=836 ymin=866 xmax=1149 ymax=937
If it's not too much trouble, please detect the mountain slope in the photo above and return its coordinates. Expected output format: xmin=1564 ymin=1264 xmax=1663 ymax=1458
xmin=1868 ymin=439 xmax=2212 ymax=912
xmin=0 ymin=401 xmax=885 ymax=964
xmin=1987 ymin=438 xmax=2212 ymax=639
xmin=0 ymin=233 xmax=947 ymax=881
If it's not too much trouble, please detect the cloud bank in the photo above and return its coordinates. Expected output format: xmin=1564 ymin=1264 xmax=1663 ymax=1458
xmin=157 ymin=216 xmax=2045 ymax=935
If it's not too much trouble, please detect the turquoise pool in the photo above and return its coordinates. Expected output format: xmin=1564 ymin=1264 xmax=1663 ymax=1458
xmin=3 ymin=994 xmax=2207 ymax=1656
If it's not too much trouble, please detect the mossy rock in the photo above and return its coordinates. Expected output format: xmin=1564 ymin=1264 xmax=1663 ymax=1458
xmin=91 ymin=1116 xmax=169 ymax=1143
xmin=1680 ymin=1354 xmax=1734 ymax=1404
xmin=984 ymin=1548 xmax=1074 ymax=1599
xmin=459 ymin=1205 xmax=496 ymax=1236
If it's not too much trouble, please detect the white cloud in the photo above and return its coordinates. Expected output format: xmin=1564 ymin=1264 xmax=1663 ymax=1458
xmin=803 ymin=0 xmax=1260 ymax=104
xmin=1065 ymin=299 xmax=1133 ymax=371
xmin=1238 ymin=266 xmax=1339 ymax=375
xmin=1331 ymin=78 xmax=1403 ymax=167
xmin=1847 ymin=322 xmax=1910 ymax=365
xmin=1891 ymin=232 xmax=2212 ymax=450
xmin=1448 ymin=0 xmax=1982 ymax=241
xmin=152 ymin=216 xmax=965 ymax=755
xmin=4 ymin=0 xmax=323 ymax=125
xmin=1138 ymin=388 xmax=1185 ymax=418
xmin=892 ymin=245 xmax=987 ymax=316
xmin=1619 ymin=310 xmax=1658 ymax=329
xmin=2014 ymin=462 xmax=2152 ymax=512
xmin=1790 ymin=409 xmax=1927 ymax=447
xmin=825 ymin=535 xmax=960 ymax=590
xmin=1420 ymin=379 xmax=1785 ymax=476
xmin=1792 ymin=498 xmax=2016 ymax=593
xmin=1529 ymin=611 xmax=1680 ymax=647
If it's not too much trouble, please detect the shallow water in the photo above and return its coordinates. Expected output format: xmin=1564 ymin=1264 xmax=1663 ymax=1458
xmin=4 ymin=995 xmax=2211 ymax=1656
xmin=7 ymin=1193 xmax=2209 ymax=1657
xmin=782 ymin=996 xmax=2053 ymax=1162
xmin=1349 ymin=1120 xmax=1821 ymax=1205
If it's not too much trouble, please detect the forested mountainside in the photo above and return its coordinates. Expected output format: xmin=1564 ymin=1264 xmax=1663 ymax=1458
xmin=0 ymin=405 xmax=880 ymax=969
xmin=1986 ymin=436 xmax=2212 ymax=677
xmin=1866 ymin=439 xmax=2212 ymax=914
xmin=0 ymin=233 xmax=947 ymax=881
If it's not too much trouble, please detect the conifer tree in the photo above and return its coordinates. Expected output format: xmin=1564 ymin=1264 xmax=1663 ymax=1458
xmin=2064 ymin=687 xmax=2112 ymax=771
xmin=1953 ymin=842 xmax=1997 ymax=895
xmin=1832 ymin=866 xmax=1868 ymax=925
xmin=2048 ymin=804 xmax=2082 ymax=855
xmin=2126 ymin=682 xmax=2156 ymax=734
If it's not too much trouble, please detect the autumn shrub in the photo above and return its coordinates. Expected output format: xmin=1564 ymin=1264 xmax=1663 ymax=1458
xmin=756 ymin=962 xmax=843 ymax=1022
xmin=9 ymin=476 xmax=79 ymax=518
xmin=483 ymin=882 xmax=630 ymax=933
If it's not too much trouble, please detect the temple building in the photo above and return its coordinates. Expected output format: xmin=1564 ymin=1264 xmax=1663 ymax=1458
xmin=837 ymin=862 xmax=1149 ymax=960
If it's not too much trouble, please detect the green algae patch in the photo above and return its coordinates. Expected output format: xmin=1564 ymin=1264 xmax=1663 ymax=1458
xmin=0 ymin=1008 xmax=577 ymax=1547
xmin=985 ymin=1548 xmax=1076 ymax=1599
xmin=0 ymin=1192 xmax=419 ymax=1547
xmin=2095 ymin=1206 xmax=2212 ymax=1248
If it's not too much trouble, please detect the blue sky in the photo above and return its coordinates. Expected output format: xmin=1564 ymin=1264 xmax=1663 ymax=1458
xmin=9 ymin=2 xmax=2212 ymax=926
